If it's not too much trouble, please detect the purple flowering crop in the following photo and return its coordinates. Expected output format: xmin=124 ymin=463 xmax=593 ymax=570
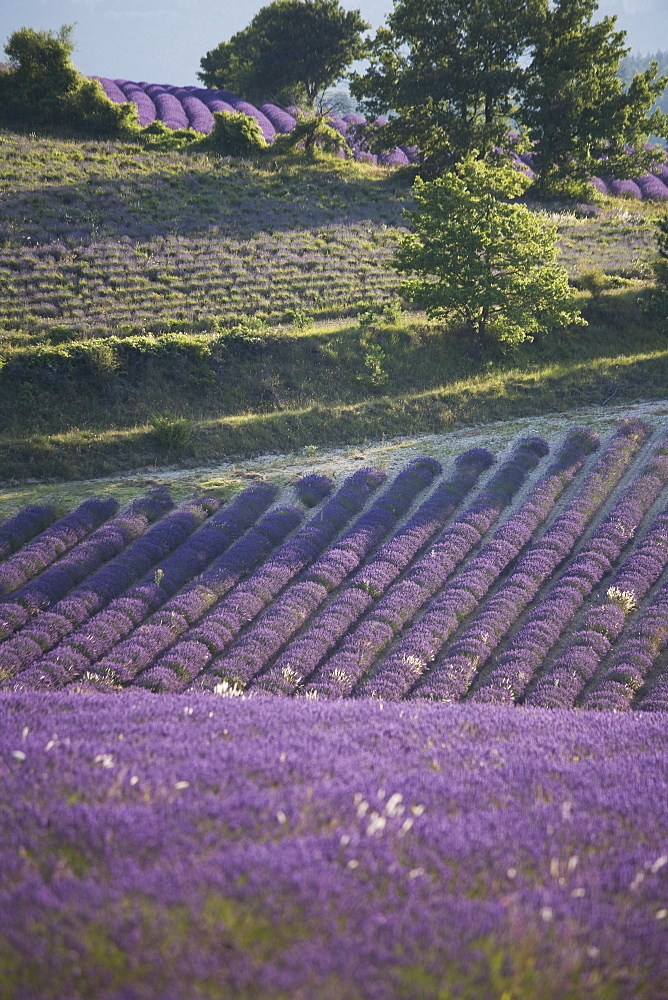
xmin=0 ymin=497 xmax=119 ymax=600
xmin=303 ymin=438 xmax=548 ymax=699
xmin=636 ymin=174 xmax=668 ymax=200
xmin=5 ymin=420 xmax=668 ymax=704
xmin=114 ymin=80 xmax=157 ymax=125
xmin=608 ymin=178 xmax=642 ymax=199
xmin=256 ymin=448 xmax=493 ymax=696
xmin=472 ymin=421 xmax=663 ymax=706
xmin=3 ymin=692 xmax=668 ymax=998
xmin=214 ymin=458 xmax=442 ymax=690
xmin=95 ymin=77 xmax=126 ymax=104
xmin=144 ymin=85 xmax=189 ymax=130
xmin=96 ymin=80 xmax=668 ymax=192
xmin=0 ymin=504 xmax=58 ymax=561
xmin=293 ymin=473 xmax=334 ymax=508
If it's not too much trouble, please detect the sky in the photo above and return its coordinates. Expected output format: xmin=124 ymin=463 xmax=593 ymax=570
xmin=0 ymin=0 xmax=666 ymax=88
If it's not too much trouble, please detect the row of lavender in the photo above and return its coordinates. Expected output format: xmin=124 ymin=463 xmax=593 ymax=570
xmin=99 ymin=78 xmax=668 ymax=198
xmin=2 ymin=418 xmax=668 ymax=707
xmin=97 ymin=78 xmax=412 ymax=167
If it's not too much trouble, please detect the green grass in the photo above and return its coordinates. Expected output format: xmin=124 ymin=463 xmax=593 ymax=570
xmin=1 ymin=291 xmax=667 ymax=484
xmin=0 ymin=130 xmax=666 ymax=486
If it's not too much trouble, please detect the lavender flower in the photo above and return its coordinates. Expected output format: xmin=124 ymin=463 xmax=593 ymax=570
xmin=0 ymin=504 xmax=58 ymax=561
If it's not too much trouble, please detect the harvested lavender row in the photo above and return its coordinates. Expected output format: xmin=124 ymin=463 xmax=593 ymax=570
xmin=211 ymin=458 xmax=442 ymax=690
xmin=471 ymin=425 xmax=668 ymax=705
xmin=254 ymin=448 xmax=494 ymax=697
xmin=364 ymin=428 xmax=600 ymax=701
xmin=4 ymin=489 xmax=275 ymax=689
xmin=0 ymin=497 xmax=119 ymax=598
xmin=0 ymin=504 xmax=58 ymax=562
xmin=179 ymin=468 xmax=387 ymax=690
xmin=303 ymin=438 xmax=549 ymax=699
xmin=410 ymin=423 xmax=637 ymax=703
xmin=79 ymin=473 xmax=328 ymax=686
xmin=531 ymin=508 xmax=668 ymax=710
xmin=122 ymin=470 xmax=364 ymax=691
xmin=4 ymin=512 xmax=148 ymax=621
xmin=526 ymin=603 xmax=629 ymax=711
xmin=0 ymin=491 xmax=183 ymax=676
xmin=90 ymin=505 xmax=303 ymax=689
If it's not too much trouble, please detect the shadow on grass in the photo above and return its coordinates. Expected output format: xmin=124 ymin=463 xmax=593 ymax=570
xmin=2 ymin=346 xmax=667 ymax=482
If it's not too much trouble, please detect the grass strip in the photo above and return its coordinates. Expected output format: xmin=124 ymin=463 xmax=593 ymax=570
xmin=2 ymin=348 xmax=668 ymax=482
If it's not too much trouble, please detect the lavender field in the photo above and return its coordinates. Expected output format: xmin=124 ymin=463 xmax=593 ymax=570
xmin=3 ymin=89 xmax=668 ymax=993
xmin=3 ymin=415 xmax=668 ymax=708
xmin=3 ymin=692 xmax=668 ymax=999
xmin=3 ymin=417 xmax=668 ymax=996
xmin=99 ymin=77 xmax=668 ymax=202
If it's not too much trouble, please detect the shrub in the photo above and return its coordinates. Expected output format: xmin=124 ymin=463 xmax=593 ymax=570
xmin=150 ymin=414 xmax=193 ymax=453
xmin=0 ymin=25 xmax=138 ymax=137
xmin=196 ymin=111 xmax=267 ymax=157
xmin=577 ymin=267 xmax=609 ymax=298
xmin=271 ymin=111 xmax=351 ymax=158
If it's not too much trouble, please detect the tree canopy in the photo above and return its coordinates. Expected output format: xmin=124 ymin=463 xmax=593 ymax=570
xmin=199 ymin=0 xmax=369 ymax=107
xmin=394 ymin=155 xmax=584 ymax=350
xmin=350 ymin=0 xmax=668 ymax=190
xmin=523 ymin=0 xmax=668 ymax=195
xmin=349 ymin=0 xmax=544 ymax=174
xmin=0 ymin=24 xmax=137 ymax=136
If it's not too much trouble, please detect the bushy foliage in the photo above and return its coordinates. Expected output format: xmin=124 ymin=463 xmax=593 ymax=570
xmin=394 ymin=154 xmax=585 ymax=348
xmin=524 ymin=0 xmax=668 ymax=196
xmin=350 ymin=0 xmax=668 ymax=187
xmin=138 ymin=120 xmax=202 ymax=150
xmin=199 ymin=0 xmax=369 ymax=107
xmin=0 ymin=25 xmax=137 ymax=137
xmin=195 ymin=110 xmax=268 ymax=157
xmin=654 ymin=213 xmax=668 ymax=289
xmin=271 ymin=111 xmax=351 ymax=158
xmin=350 ymin=0 xmax=540 ymax=174
xmin=649 ymin=215 xmax=668 ymax=320
xmin=619 ymin=49 xmax=668 ymax=114
xmin=150 ymin=414 xmax=193 ymax=453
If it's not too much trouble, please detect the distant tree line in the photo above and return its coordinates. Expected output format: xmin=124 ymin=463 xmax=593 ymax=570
xmin=199 ymin=0 xmax=668 ymax=196
xmin=1 ymin=2 xmax=667 ymax=201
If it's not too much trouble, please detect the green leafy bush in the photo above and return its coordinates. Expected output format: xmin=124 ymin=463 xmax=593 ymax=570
xmin=196 ymin=111 xmax=267 ymax=158
xmin=0 ymin=25 xmax=138 ymax=137
xmin=394 ymin=153 xmax=585 ymax=350
xmin=271 ymin=111 xmax=350 ymax=158
xmin=577 ymin=267 xmax=609 ymax=298
xmin=150 ymin=414 xmax=193 ymax=453
xmin=139 ymin=120 xmax=203 ymax=150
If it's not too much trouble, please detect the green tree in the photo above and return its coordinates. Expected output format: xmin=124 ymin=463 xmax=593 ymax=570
xmin=523 ymin=0 xmax=668 ymax=196
xmin=394 ymin=154 xmax=584 ymax=351
xmin=199 ymin=0 xmax=369 ymax=107
xmin=349 ymin=0 xmax=544 ymax=173
xmin=0 ymin=24 xmax=137 ymax=136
